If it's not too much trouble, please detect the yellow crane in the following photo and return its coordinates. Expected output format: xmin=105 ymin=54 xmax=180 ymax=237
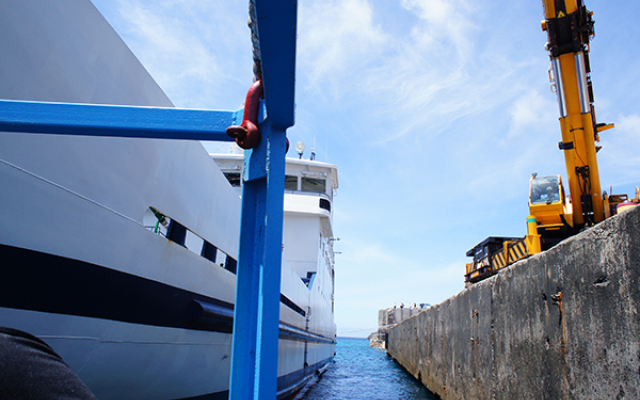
xmin=465 ymin=0 xmax=638 ymax=286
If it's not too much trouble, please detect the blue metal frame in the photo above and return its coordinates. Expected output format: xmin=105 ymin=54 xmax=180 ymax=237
xmin=0 ymin=100 xmax=241 ymax=141
xmin=0 ymin=0 xmax=298 ymax=398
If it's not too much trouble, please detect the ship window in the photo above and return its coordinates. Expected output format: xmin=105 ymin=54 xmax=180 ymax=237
xmin=167 ymin=220 xmax=187 ymax=246
xmin=285 ymin=175 xmax=298 ymax=190
xmin=301 ymin=177 xmax=326 ymax=194
xmin=280 ymin=294 xmax=306 ymax=317
xmin=201 ymin=242 xmax=218 ymax=262
xmin=226 ymin=258 xmax=237 ymax=274
xmin=203 ymin=241 xmax=236 ymax=274
xmin=146 ymin=207 xmax=237 ymax=274
xmin=319 ymin=198 xmax=331 ymax=212
xmin=223 ymin=172 xmax=241 ymax=187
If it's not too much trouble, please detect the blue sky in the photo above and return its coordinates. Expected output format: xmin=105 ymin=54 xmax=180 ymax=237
xmin=91 ymin=0 xmax=640 ymax=337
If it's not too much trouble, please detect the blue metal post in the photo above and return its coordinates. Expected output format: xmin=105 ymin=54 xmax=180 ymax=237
xmin=228 ymin=0 xmax=297 ymax=398
xmin=230 ymin=124 xmax=287 ymax=399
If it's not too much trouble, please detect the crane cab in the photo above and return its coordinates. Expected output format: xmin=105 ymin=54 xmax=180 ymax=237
xmin=529 ymin=175 xmax=574 ymax=249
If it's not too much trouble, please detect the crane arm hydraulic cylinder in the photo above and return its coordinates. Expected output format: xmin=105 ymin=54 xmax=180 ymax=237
xmin=542 ymin=0 xmax=605 ymax=226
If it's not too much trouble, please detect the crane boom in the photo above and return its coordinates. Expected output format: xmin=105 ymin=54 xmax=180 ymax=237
xmin=541 ymin=0 xmax=607 ymax=227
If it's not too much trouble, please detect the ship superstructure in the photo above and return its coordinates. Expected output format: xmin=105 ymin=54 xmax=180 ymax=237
xmin=213 ymin=152 xmax=339 ymax=341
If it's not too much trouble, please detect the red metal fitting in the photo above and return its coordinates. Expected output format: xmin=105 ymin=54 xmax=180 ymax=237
xmin=226 ymin=80 xmax=263 ymax=149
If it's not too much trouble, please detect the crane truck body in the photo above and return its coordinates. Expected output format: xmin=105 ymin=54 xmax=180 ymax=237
xmin=465 ymin=0 xmax=638 ymax=286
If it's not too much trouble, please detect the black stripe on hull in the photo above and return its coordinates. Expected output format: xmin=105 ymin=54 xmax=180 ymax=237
xmin=0 ymin=244 xmax=336 ymax=399
xmin=0 ymin=244 xmax=336 ymax=344
xmin=0 ymin=243 xmax=235 ymax=333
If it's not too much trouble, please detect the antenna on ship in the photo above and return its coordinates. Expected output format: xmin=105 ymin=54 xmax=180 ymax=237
xmin=295 ymin=141 xmax=305 ymax=159
xmin=310 ymin=136 xmax=316 ymax=160
xmin=325 ymin=134 xmax=328 ymax=162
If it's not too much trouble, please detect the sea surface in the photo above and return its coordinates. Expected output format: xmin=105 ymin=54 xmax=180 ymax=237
xmin=298 ymin=337 xmax=439 ymax=400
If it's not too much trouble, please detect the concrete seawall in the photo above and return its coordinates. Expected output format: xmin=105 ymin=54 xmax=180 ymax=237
xmin=387 ymin=206 xmax=640 ymax=399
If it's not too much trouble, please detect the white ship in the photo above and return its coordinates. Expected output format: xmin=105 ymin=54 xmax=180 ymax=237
xmin=0 ymin=1 xmax=337 ymax=399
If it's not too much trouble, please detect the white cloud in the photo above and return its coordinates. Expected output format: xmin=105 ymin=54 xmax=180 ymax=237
xmin=307 ymin=0 xmax=535 ymax=147
xmin=298 ymin=0 xmax=387 ymax=92
xmin=400 ymin=0 xmax=478 ymax=60
xmin=598 ymin=113 xmax=640 ymax=187
xmin=336 ymin=237 xmax=463 ymax=304
xmin=507 ymin=89 xmax=554 ymax=138
xmin=109 ymin=0 xmax=253 ymax=109
xmin=358 ymin=0 xmax=481 ymax=142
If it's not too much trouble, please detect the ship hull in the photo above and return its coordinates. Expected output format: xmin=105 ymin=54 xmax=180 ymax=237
xmin=0 ymin=152 xmax=334 ymax=398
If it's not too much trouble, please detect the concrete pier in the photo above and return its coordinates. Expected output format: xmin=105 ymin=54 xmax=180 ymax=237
xmin=386 ymin=206 xmax=640 ymax=399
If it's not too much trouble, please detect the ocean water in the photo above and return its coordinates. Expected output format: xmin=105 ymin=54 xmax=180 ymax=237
xmin=298 ymin=338 xmax=439 ymax=400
